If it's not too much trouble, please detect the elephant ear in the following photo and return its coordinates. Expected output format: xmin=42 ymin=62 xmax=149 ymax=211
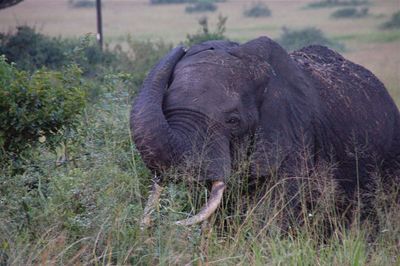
xmin=228 ymin=36 xmax=317 ymax=122
xmin=230 ymin=37 xmax=318 ymax=176
xmin=228 ymin=36 xmax=311 ymax=94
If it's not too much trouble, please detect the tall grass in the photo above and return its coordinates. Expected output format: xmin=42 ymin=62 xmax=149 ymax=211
xmin=1 ymin=86 xmax=399 ymax=264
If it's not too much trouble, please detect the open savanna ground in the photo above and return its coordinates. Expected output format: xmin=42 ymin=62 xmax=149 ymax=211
xmin=1 ymin=0 xmax=400 ymax=265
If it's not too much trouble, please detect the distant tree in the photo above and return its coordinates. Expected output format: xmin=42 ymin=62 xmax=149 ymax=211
xmin=0 ymin=0 xmax=24 ymax=9
xmin=381 ymin=11 xmax=400 ymax=29
xmin=243 ymin=2 xmax=272 ymax=18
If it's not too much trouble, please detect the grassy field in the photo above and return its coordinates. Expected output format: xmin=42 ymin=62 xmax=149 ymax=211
xmin=1 ymin=0 xmax=400 ymax=265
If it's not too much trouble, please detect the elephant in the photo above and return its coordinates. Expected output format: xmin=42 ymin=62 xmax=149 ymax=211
xmin=130 ymin=36 xmax=400 ymax=227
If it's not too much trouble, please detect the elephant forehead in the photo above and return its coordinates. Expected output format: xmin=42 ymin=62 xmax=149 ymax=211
xmin=172 ymin=65 xmax=244 ymax=97
xmin=166 ymin=67 xmax=242 ymax=111
xmin=168 ymin=75 xmax=241 ymax=100
xmin=168 ymin=53 xmax=250 ymax=105
xmin=177 ymin=49 xmax=246 ymax=71
xmin=174 ymin=62 xmax=248 ymax=84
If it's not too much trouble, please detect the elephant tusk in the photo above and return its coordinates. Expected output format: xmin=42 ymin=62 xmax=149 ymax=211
xmin=175 ymin=181 xmax=225 ymax=226
xmin=140 ymin=181 xmax=163 ymax=229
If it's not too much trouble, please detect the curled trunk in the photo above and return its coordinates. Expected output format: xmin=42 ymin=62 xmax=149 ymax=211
xmin=130 ymin=46 xmax=187 ymax=171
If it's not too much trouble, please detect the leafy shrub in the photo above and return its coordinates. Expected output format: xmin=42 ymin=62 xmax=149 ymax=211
xmin=185 ymin=15 xmax=228 ymax=46
xmin=0 ymin=26 xmax=68 ymax=71
xmin=65 ymin=36 xmax=122 ymax=78
xmin=306 ymin=0 xmax=369 ymax=9
xmin=0 ymin=26 xmax=175 ymax=101
xmin=185 ymin=1 xmax=217 ymax=13
xmin=243 ymin=2 xmax=271 ymax=18
xmin=0 ymin=56 xmax=86 ymax=156
xmin=68 ymin=0 xmax=95 ymax=8
xmin=381 ymin=11 xmax=400 ymax=29
xmin=276 ymin=27 xmax=344 ymax=51
xmin=331 ymin=7 xmax=368 ymax=18
xmin=0 ymin=26 xmax=118 ymax=75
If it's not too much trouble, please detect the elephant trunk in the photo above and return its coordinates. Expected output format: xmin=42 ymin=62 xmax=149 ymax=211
xmin=130 ymin=46 xmax=187 ymax=171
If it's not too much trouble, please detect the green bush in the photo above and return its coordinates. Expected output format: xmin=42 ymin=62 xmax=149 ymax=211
xmin=68 ymin=0 xmax=95 ymax=8
xmin=185 ymin=1 xmax=217 ymax=13
xmin=0 ymin=26 xmax=176 ymax=101
xmin=185 ymin=15 xmax=228 ymax=46
xmin=0 ymin=56 xmax=86 ymax=156
xmin=306 ymin=0 xmax=369 ymax=9
xmin=0 ymin=26 xmax=119 ymax=75
xmin=381 ymin=11 xmax=400 ymax=29
xmin=276 ymin=27 xmax=344 ymax=51
xmin=243 ymin=2 xmax=271 ymax=18
xmin=65 ymin=36 xmax=122 ymax=78
xmin=0 ymin=26 xmax=68 ymax=71
xmin=331 ymin=7 xmax=368 ymax=18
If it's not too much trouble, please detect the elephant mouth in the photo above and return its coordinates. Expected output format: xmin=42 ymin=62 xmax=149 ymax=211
xmin=140 ymin=178 xmax=226 ymax=228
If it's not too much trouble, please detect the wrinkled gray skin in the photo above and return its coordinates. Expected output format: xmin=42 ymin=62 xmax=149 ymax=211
xmin=131 ymin=37 xmax=400 ymax=207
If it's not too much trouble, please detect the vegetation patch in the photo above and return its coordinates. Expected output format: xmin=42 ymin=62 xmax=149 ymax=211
xmin=185 ymin=1 xmax=217 ymax=13
xmin=331 ymin=7 xmax=369 ymax=18
xmin=243 ymin=2 xmax=271 ymax=18
xmin=276 ymin=27 xmax=345 ymax=51
xmin=381 ymin=11 xmax=400 ymax=29
xmin=68 ymin=0 xmax=96 ymax=8
xmin=334 ymin=30 xmax=400 ymax=43
xmin=185 ymin=15 xmax=228 ymax=45
xmin=0 ymin=26 xmax=118 ymax=75
xmin=0 ymin=56 xmax=86 ymax=158
xmin=150 ymin=0 xmax=223 ymax=4
xmin=306 ymin=0 xmax=369 ymax=9
xmin=0 ymin=26 xmax=70 ymax=71
xmin=0 ymin=26 xmax=174 ymax=101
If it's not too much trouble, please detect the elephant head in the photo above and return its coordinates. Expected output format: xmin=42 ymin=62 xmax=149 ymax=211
xmin=131 ymin=37 xmax=313 ymax=227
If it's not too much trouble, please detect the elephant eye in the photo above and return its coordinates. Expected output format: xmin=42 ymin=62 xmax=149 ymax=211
xmin=226 ymin=117 xmax=240 ymax=125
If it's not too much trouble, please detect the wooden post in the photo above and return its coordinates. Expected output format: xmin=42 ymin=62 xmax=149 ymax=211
xmin=96 ymin=0 xmax=103 ymax=50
